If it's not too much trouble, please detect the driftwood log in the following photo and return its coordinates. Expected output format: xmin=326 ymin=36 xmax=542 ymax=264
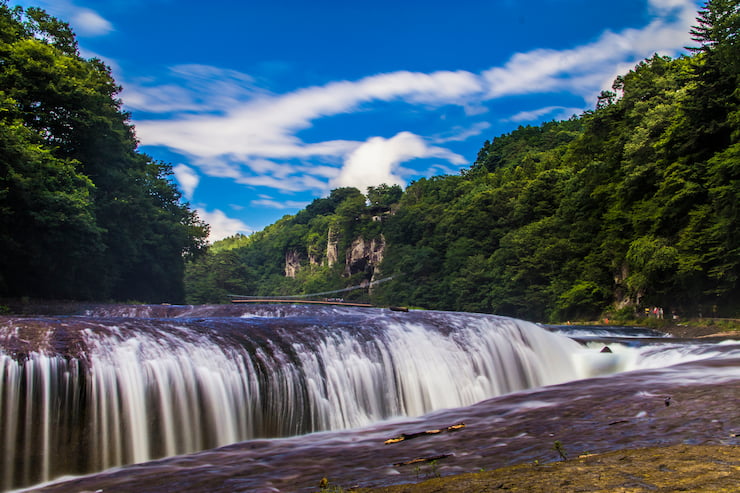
xmin=384 ymin=423 xmax=465 ymax=444
xmin=393 ymin=454 xmax=452 ymax=467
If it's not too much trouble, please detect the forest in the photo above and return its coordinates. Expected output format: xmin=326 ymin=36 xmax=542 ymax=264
xmin=1 ymin=1 xmax=737 ymax=319
xmin=186 ymin=0 xmax=739 ymax=322
xmin=0 ymin=3 xmax=209 ymax=303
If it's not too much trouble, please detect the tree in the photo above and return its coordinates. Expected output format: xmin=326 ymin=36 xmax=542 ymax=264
xmin=0 ymin=3 xmax=208 ymax=302
xmin=680 ymin=0 xmax=740 ymax=158
xmin=185 ymin=250 xmax=252 ymax=304
xmin=367 ymin=184 xmax=403 ymax=211
xmin=689 ymin=0 xmax=740 ymax=57
xmin=0 ymin=114 xmax=102 ymax=298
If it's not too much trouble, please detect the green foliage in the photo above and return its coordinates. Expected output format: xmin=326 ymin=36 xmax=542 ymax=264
xmin=184 ymin=251 xmax=252 ymax=303
xmin=0 ymin=118 xmax=101 ymax=298
xmin=186 ymin=1 xmax=739 ymax=319
xmin=186 ymin=186 xmax=386 ymax=303
xmin=317 ymin=476 xmax=345 ymax=492
xmin=552 ymin=440 xmax=568 ymax=461
xmin=367 ymin=183 xmax=403 ymax=212
xmin=0 ymin=3 xmax=208 ymax=302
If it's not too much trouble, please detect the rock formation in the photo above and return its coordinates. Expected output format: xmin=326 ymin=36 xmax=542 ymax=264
xmin=284 ymin=250 xmax=302 ymax=278
xmin=326 ymin=228 xmax=339 ymax=267
xmin=344 ymin=235 xmax=385 ymax=279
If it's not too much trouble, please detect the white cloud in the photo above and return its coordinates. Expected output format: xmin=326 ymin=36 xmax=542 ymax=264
xmin=72 ymin=8 xmax=113 ymax=36
xmin=508 ymin=106 xmax=584 ymax=122
xmin=196 ymin=208 xmax=252 ymax=243
xmin=172 ymin=164 xmax=199 ymax=201
xmin=122 ymin=65 xmax=263 ymax=114
xmin=331 ymin=132 xmax=466 ymax=190
xmin=250 ymin=199 xmax=311 ymax=209
xmin=184 ymin=155 xmax=335 ymax=194
xmin=648 ymin=0 xmax=696 ymax=14
xmin=15 ymin=1 xmax=114 ymax=37
xmin=131 ymin=69 xmax=482 ymax=196
xmin=134 ymin=69 xmax=482 ymax=162
xmin=433 ymin=122 xmax=492 ymax=143
xmin=123 ymin=0 xmax=701 ymax=209
xmin=482 ymin=1 xmax=698 ymax=101
xmin=233 ymin=171 xmax=330 ymax=193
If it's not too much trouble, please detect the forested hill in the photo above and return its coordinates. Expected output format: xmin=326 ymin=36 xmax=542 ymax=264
xmin=187 ymin=1 xmax=739 ymax=321
xmin=0 ymin=4 xmax=209 ymax=303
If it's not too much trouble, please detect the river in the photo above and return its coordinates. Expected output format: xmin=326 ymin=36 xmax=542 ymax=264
xmin=1 ymin=304 xmax=738 ymax=491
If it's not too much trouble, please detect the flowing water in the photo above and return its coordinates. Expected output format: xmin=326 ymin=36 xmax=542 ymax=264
xmin=0 ymin=305 xmax=738 ymax=491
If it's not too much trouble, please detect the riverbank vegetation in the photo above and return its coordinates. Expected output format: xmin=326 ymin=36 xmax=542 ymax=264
xmin=186 ymin=0 xmax=739 ymax=322
xmin=0 ymin=3 xmax=209 ymax=303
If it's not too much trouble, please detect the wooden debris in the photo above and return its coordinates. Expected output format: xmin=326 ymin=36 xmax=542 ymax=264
xmin=393 ymin=454 xmax=452 ymax=467
xmin=384 ymin=422 xmax=465 ymax=444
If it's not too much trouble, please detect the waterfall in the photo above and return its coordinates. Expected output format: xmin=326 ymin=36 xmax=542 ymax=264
xmin=0 ymin=306 xmax=628 ymax=489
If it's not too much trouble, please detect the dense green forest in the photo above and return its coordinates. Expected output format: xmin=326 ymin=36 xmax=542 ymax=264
xmin=0 ymin=3 xmax=209 ymax=303
xmin=186 ymin=0 xmax=739 ymax=321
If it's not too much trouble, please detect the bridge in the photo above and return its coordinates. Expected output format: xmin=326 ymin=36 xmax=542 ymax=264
xmin=228 ymin=276 xmax=393 ymax=307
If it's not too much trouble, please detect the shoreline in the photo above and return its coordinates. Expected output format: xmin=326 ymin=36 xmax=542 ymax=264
xmin=560 ymin=319 xmax=740 ymax=339
xmin=356 ymin=444 xmax=740 ymax=492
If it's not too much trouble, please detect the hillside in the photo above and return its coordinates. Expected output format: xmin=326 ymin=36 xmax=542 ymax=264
xmin=185 ymin=1 xmax=739 ymax=321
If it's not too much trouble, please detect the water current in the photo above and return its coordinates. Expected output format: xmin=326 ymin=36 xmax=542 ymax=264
xmin=1 ymin=304 xmax=738 ymax=491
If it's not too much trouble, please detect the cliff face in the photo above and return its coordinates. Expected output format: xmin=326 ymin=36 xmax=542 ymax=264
xmin=283 ymin=233 xmax=386 ymax=282
xmin=344 ymin=236 xmax=385 ymax=279
xmin=285 ymin=250 xmax=302 ymax=278
xmin=326 ymin=228 xmax=339 ymax=267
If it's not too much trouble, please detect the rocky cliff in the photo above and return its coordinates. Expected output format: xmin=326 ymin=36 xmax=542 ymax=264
xmin=283 ymin=232 xmax=386 ymax=282
xmin=326 ymin=228 xmax=339 ymax=267
xmin=284 ymin=250 xmax=302 ymax=278
xmin=344 ymin=236 xmax=385 ymax=280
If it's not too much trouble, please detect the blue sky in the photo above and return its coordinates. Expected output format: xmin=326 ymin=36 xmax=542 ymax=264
xmin=14 ymin=0 xmax=703 ymax=241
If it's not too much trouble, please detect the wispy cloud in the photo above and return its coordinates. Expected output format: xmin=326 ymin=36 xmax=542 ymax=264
xmin=433 ymin=122 xmax=492 ymax=143
xmin=250 ymin=198 xmax=311 ymax=210
xmin=507 ymin=106 xmax=584 ymax=123
xmin=71 ymin=8 xmax=113 ymax=36
xmin=123 ymin=65 xmax=264 ymax=114
xmin=483 ymin=0 xmax=697 ymax=101
xmin=648 ymin=0 xmax=695 ymax=14
xmin=126 ymin=0 xmax=699 ymax=200
xmin=15 ymin=0 xmax=114 ymax=37
xmin=133 ymin=69 xmax=482 ymax=195
xmin=196 ymin=208 xmax=252 ymax=243
xmin=135 ymin=69 xmax=483 ymax=157
xmin=172 ymin=164 xmax=199 ymax=201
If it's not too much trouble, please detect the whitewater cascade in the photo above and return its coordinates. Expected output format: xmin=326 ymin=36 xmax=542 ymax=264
xmin=1 ymin=305 xmax=635 ymax=490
